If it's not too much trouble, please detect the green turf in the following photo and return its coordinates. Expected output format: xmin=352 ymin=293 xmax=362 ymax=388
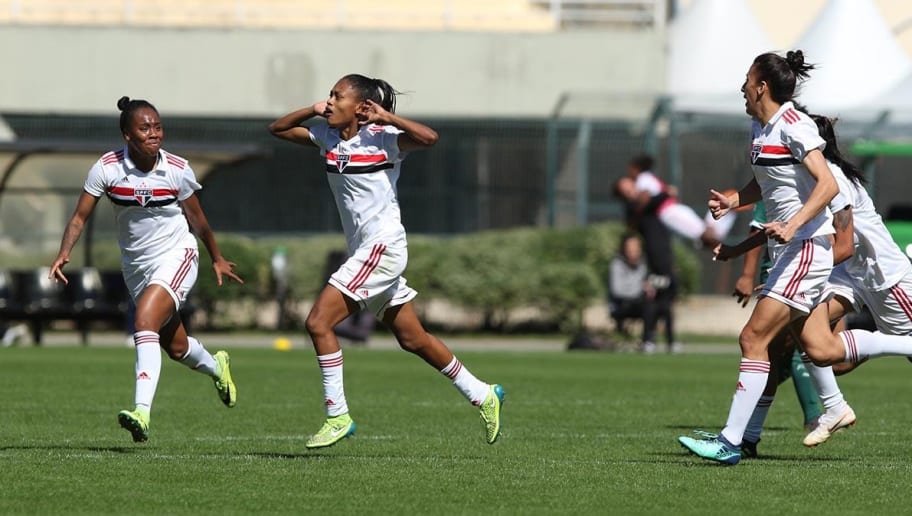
xmin=1 ymin=346 xmax=911 ymax=514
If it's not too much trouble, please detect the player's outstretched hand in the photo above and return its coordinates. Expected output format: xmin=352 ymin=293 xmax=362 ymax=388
xmin=48 ymin=256 xmax=70 ymax=285
xmin=732 ymin=274 xmax=754 ymax=308
xmin=212 ymin=258 xmax=244 ymax=287
xmin=713 ymin=244 xmax=737 ymax=262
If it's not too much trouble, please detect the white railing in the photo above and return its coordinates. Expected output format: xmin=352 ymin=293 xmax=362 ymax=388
xmin=0 ymin=0 xmax=664 ymax=31
xmin=533 ymin=0 xmax=666 ymax=29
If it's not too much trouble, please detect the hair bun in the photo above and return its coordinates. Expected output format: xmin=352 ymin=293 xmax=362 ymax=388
xmin=116 ymin=96 xmax=131 ymax=111
xmin=786 ymin=50 xmax=805 ymax=70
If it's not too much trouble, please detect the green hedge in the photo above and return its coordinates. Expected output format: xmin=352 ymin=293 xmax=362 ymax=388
xmin=7 ymin=223 xmax=699 ymax=332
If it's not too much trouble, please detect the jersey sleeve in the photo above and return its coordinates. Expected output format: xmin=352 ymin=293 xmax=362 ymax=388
xmin=782 ymin=117 xmax=825 ymax=162
xmin=308 ymin=124 xmax=329 ymax=150
xmin=83 ymin=160 xmax=107 ymax=197
xmin=828 ymin=164 xmax=854 ymax=214
xmin=177 ymin=162 xmax=202 ymax=201
xmin=379 ymin=125 xmax=404 ymax=161
xmin=634 ymin=173 xmax=663 ymax=196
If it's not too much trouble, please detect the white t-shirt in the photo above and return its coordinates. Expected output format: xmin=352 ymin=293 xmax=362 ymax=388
xmin=84 ymin=147 xmax=200 ymax=268
xmin=634 ymin=171 xmax=666 ymax=196
xmin=750 ymin=101 xmax=833 ymax=258
xmin=309 ymin=123 xmax=408 ymax=253
xmin=830 ymin=164 xmax=912 ymax=291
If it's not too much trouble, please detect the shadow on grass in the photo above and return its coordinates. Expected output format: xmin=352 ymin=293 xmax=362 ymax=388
xmin=0 ymin=445 xmax=138 ymax=453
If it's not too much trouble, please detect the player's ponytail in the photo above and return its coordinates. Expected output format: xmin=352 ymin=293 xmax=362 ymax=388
xmin=116 ymin=96 xmax=158 ymax=134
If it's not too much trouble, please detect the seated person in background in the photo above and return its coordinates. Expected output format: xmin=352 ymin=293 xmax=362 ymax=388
xmin=608 ymin=232 xmax=651 ymax=339
xmin=616 ymin=154 xmax=737 ymax=249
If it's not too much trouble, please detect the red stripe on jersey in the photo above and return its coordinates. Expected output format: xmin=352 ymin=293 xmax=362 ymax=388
xmin=108 ymin=186 xmax=179 ymax=197
xmin=760 ymin=145 xmax=790 ymax=155
xmin=102 ymin=150 xmax=125 ymax=164
xmin=325 ymin=152 xmax=387 ymax=164
xmin=782 ymin=109 xmax=800 ymax=124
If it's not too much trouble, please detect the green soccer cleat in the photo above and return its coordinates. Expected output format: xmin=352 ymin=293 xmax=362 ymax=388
xmin=305 ymin=414 xmax=356 ymax=449
xmin=678 ymin=433 xmax=741 ymax=465
xmin=213 ymin=350 xmax=237 ymax=408
xmin=480 ymin=384 xmax=505 ymax=444
xmin=118 ymin=408 xmax=150 ymax=443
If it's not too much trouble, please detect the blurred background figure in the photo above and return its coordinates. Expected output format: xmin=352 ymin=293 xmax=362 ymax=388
xmin=1 ymin=322 xmax=28 ymax=346
xmin=608 ymin=232 xmax=650 ymax=343
xmin=271 ymin=245 xmax=290 ymax=331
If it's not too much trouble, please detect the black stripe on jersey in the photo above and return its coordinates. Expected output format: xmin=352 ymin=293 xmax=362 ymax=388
xmin=325 ymin=162 xmax=394 ymax=175
xmin=753 ymin=156 xmax=800 ymax=167
xmin=107 ymin=196 xmax=179 ymax=208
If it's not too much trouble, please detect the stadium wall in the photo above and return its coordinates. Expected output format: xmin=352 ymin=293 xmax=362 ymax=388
xmin=0 ymin=25 xmax=664 ymax=118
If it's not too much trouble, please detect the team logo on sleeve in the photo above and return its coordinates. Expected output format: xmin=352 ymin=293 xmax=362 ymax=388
xmin=750 ymin=143 xmax=762 ymax=164
xmin=335 ymin=154 xmax=351 ymax=172
xmin=134 ymin=185 xmax=153 ymax=206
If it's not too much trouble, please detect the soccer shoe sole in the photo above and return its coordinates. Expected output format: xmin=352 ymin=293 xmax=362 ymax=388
xmin=118 ymin=411 xmax=149 ymax=443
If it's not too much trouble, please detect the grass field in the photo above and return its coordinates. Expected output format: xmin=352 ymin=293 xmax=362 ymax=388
xmin=2 ymin=345 xmax=912 ymax=514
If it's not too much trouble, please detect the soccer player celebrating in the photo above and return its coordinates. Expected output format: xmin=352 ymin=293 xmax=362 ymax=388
xmin=677 ymin=50 xmax=839 ymax=465
xmin=269 ymin=74 xmax=504 ymax=448
xmin=49 ymin=97 xmax=243 ymax=443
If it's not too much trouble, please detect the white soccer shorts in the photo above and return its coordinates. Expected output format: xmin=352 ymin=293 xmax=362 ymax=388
xmin=329 ymin=243 xmax=417 ymax=318
xmin=124 ymin=247 xmax=199 ymax=311
xmin=761 ymin=236 xmax=833 ymax=314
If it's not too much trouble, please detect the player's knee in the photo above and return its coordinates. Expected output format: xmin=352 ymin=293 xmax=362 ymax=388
xmin=396 ymin=331 xmax=428 ymax=354
xmin=304 ymin=313 xmax=332 ymax=337
xmin=738 ymin=327 xmax=766 ymax=356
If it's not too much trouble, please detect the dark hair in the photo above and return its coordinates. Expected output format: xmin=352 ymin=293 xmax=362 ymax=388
xmin=752 ymin=50 xmax=815 ymax=104
xmin=117 ymin=96 xmax=158 ymax=134
xmin=810 ymin=114 xmax=866 ymax=185
xmin=340 ymin=74 xmax=398 ymax=113
xmin=629 ymin=153 xmax=654 ymax=173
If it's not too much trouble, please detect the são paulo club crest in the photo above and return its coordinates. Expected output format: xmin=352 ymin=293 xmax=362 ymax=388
xmin=750 ymin=143 xmax=762 ymax=164
xmin=134 ymin=184 xmax=153 ymax=206
xmin=335 ymin=154 xmax=351 ymax=172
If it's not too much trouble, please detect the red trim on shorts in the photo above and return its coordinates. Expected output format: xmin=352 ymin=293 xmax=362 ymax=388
xmin=346 ymin=244 xmax=386 ymax=293
xmin=783 ymin=240 xmax=813 ymax=299
xmin=170 ymin=249 xmax=196 ymax=291
xmin=890 ymin=285 xmax=912 ymax=322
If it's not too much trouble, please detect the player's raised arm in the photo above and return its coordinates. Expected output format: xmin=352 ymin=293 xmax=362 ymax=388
xmin=268 ymin=101 xmax=327 ymax=146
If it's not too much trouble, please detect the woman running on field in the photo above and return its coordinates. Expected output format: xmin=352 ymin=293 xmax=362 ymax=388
xmin=269 ymin=74 xmax=504 ymax=449
xmin=677 ymin=50 xmax=839 ymax=465
xmin=49 ymin=96 xmax=243 ymax=443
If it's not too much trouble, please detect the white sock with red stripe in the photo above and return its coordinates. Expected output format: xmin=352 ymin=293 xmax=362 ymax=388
xmin=720 ymin=358 xmax=770 ymax=446
xmin=440 ymin=356 xmax=489 ymax=406
xmin=801 ymin=353 xmax=846 ymax=410
xmin=841 ymin=329 xmax=912 ymax=363
xmin=743 ymin=395 xmax=774 ymax=443
xmin=133 ymin=331 xmax=162 ymax=412
xmin=317 ymin=350 xmax=348 ymax=417
xmin=178 ymin=336 xmax=218 ymax=377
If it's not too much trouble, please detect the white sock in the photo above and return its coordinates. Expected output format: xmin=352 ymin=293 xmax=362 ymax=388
xmin=178 ymin=336 xmax=218 ymax=377
xmin=440 ymin=356 xmax=490 ymax=406
xmin=133 ymin=331 xmax=162 ymax=412
xmin=841 ymin=329 xmax=912 ymax=363
xmin=743 ymin=395 xmax=774 ymax=443
xmin=720 ymin=359 xmax=769 ymax=446
xmin=317 ymin=351 xmax=348 ymax=417
xmin=801 ymin=353 xmax=846 ymax=410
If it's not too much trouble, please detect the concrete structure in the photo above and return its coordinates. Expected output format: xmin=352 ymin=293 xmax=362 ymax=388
xmin=0 ymin=25 xmax=664 ymax=118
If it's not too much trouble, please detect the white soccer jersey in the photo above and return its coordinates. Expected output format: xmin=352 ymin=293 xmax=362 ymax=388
xmin=749 ymin=101 xmax=833 ymax=258
xmin=84 ymin=147 xmax=200 ymax=267
xmin=634 ymin=171 xmax=665 ymax=196
xmin=309 ymin=123 xmax=408 ymax=253
xmin=830 ymin=164 xmax=912 ymax=291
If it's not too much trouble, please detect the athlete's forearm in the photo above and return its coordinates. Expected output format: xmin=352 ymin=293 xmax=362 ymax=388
xmin=55 ymin=218 xmax=85 ymax=260
xmin=381 ymin=113 xmax=438 ymax=147
xmin=269 ymin=105 xmax=321 ymax=133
